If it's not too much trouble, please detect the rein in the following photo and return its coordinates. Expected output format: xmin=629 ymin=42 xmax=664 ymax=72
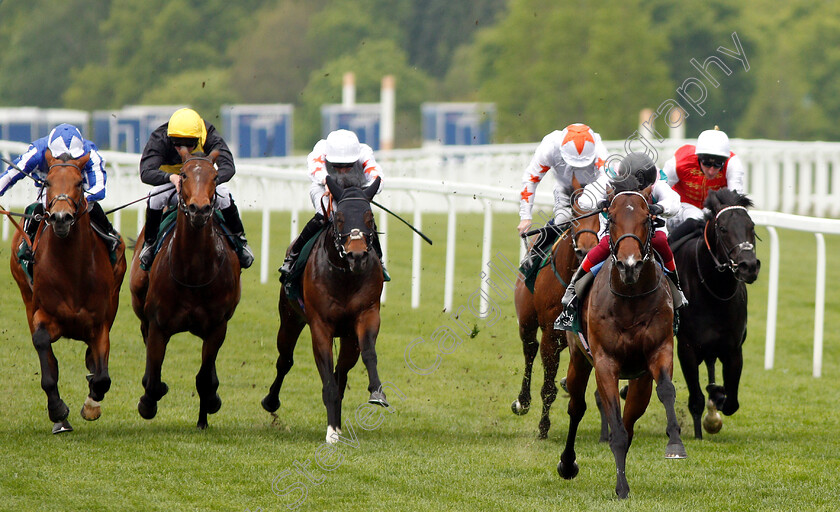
xmin=703 ymin=206 xmax=754 ymax=276
xmin=694 ymin=236 xmax=740 ymax=301
xmin=606 ymin=191 xmax=660 ymax=299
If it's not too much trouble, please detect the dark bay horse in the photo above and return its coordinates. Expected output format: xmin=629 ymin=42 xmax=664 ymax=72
xmin=558 ymin=188 xmax=686 ymax=499
xmin=10 ymin=151 xmax=127 ymax=433
xmin=129 ymin=147 xmax=241 ymax=429
xmin=671 ymin=189 xmax=760 ymax=439
xmin=512 ymin=179 xmax=600 ymax=439
xmin=262 ymin=175 xmax=387 ymax=444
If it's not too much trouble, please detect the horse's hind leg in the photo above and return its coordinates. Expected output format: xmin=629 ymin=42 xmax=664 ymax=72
xmin=138 ymin=326 xmax=171 ymax=420
xmin=621 ymin=375 xmax=654 ymax=444
xmin=262 ymin=305 xmax=306 ymax=414
xmin=32 ymin=325 xmax=71 ymax=433
xmin=558 ymin=348 xmax=592 ymax=481
xmin=537 ymin=329 xmax=562 ymax=439
xmin=335 ymin=336 xmax=360 ymax=403
xmin=81 ymin=327 xmax=112 ymax=421
xmin=196 ymin=323 xmax=228 ymax=430
xmin=356 ymin=310 xmax=387 ymax=408
xmin=512 ymin=296 xmax=539 ymax=416
xmin=677 ymin=344 xmax=706 ymax=439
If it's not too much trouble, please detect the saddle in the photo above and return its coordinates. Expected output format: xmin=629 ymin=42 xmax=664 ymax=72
xmin=141 ymin=208 xmax=244 ymax=271
xmin=521 ymin=227 xmax=568 ymax=294
xmin=283 ymin=226 xmax=326 ymax=310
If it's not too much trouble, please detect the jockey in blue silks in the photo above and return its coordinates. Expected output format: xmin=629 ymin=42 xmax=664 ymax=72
xmin=0 ymin=123 xmax=120 ymax=260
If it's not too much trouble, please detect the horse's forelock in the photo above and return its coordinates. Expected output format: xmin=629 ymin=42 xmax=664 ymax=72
xmin=705 ymin=188 xmax=753 ymax=214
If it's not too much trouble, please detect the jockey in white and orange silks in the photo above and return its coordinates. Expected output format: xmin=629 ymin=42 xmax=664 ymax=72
xmin=517 ymin=123 xmax=608 ymax=274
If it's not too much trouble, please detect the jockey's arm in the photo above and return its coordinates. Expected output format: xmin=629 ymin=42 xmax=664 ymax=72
xmin=725 ymin=154 xmax=746 ymax=193
xmin=662 ymin=156 xmax=678 ymax=188
xmin=652 ymin=179 xmax=681 ymax=218
xmin=0 ymin=142 xmax=41 ymax=196
xmin=518 ymin=135 xmax=555 ymax=224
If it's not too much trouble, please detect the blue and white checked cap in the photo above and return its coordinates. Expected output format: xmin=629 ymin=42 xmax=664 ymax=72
xmin=48 ymin=124 xmax=86 ymax=158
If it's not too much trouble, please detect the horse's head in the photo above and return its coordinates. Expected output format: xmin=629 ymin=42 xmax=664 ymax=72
xmin=607 ymin=185 xmax=654 ymax=285
xmin=177 ymin=146 xmax=219 ymax=228
xmin=704 ymin=189 xmax=761 ymax=283
xmin=570 ymin=175 xmax=600 ymax=262
xmin=44 ymin=150 xmax=90 ymax=238
xmin=326 ymin=175 xmax=380 ymax=274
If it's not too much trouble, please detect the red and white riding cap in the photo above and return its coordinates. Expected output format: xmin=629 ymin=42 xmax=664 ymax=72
xmin=559 ymin=123 xmax=601 ymax=167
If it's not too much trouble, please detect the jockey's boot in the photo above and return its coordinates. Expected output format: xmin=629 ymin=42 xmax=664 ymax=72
xmin=221 ymin=203 xmax=254 ymax=269
xmin=19 ymin=202 xmax=44 ymax=262
xmin=139 ymin=208 xmax=163 ymax=269
xmin=666 ymin=269 xmax=688 ymax=309
xmin=89 ymin=202 xmax=121 ymax=254
xmin=279 ymin=213 xmax=325 ymax=280
xmin=520 ymin=229 xmax=557 ymax=276
xmin=556 ymin=266 xmax=590 ymax=331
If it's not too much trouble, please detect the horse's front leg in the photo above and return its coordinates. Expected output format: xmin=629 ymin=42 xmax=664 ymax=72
xmin=650 ymin=352 xmax=687 ymax=460
xmin=31 ymin=319 xmax=71 ymax=433
xmin=719 ymin=344 xmax=744 ymax=416
xmin=262 ymin=299 xmax=306 ymax=414
xmin=356 ymin=309 xmax=387 ymax=407
xmin=311 ymin=320 xmax=341 ymax=443
xmin=81 ymin=326 xmax=112 ymax=421
xmin=196 ymin=322 xmax=228 ymax=430
xmin=138 ymin=324 xmax=171 ymax=420
xmin=558 ymin=346 xmax=592 ymax=480
xmin=512 ymin=287 xmax=539 ymax=416
xmin=592 ymin=356 xmax=630 ymax=499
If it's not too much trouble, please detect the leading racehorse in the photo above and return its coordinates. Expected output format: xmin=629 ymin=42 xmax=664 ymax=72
xmin=129 ymin=147 xmax=241 ymax=429
xmin=671 ymin=188 xmax=760 ymax=438
xmin=262 ymin=175 xmax=387 ymax=444
xmin=511 ymin=177 xmax=600 ymax=438
xmin=10 ymin=151 xmax=127 ymax=434
xmin=557 ymin=183 xmax=686 ymax=499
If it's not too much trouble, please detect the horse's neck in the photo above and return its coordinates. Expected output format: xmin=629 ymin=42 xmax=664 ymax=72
xmin=552 ymin=236 xmax=575 ymax=280
xmin=36 ymin=217 xmax=98 ymax=282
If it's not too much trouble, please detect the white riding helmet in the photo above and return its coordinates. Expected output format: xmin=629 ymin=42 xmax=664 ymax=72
xmin=559 ymin=123 xmax=599 ymax=167
xmin=695 ymin=129 xmax=730 ymax=158
xmin=325 ymin=129 xmax=362 ymax=165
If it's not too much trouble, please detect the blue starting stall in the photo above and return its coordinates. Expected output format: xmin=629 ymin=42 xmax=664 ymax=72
xmin=221 ymin=104 xmax=293 ymax=158
xmin=421 ymin=103 xmax=495 ymax=146
xmin=92 ymin=106 xmax=185 ymax=153
xmin=0 ymin=107 xmax=90 ymax=144
xmin=321 ymin=104 xmax=381 ymax=150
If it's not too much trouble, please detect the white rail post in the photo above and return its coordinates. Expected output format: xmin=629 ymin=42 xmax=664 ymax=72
xmin=813 ymin=233 xmax=825 ymax=378
xmin=444 ymin=195 xmax=457 ymax=312
xmin=260 ymin=177 xmax=271 ymax=284
xmin=479 ymin=199 xmax=493 ymax=317
xmin=411 ymin=193 xmax=422 ymax=309
xmin=764 ymin=226 xmax=779 ymax=370
xmin=136 ymin=203 xmax=144 ymax=237
xmin=2 ymin=215 xmax=8 ymax=241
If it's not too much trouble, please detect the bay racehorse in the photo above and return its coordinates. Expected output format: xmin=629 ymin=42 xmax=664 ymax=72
xmin=129 ymin=147 xmax=241 ymax=429
xmin=512 ymin=177 xmax=600 ymax=438
xmin=262 ymin=175 xmax=387 ymax=444
xmin=10 ymin=151 xmax=127 ymax=433
xmin=671 ymin=188 xmax=760 ymax=438
xmin=558 ymin=186 xmax=686 ymax=499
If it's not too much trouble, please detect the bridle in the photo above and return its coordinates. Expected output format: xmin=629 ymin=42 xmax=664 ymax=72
xmin=45 ymin=162 xmax=87 ymax=227
xmin=608 ymin=191 xmax=653 ymax=262
xmin=331 ymin=196 xmax=374 ymax=259
xmin=177 ymin=156 xmax=218 ymax=221
xmin=704 ymin=205 xmax=755 ymax=276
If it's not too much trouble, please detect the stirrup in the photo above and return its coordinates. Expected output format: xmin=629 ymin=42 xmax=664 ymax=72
xmin=138 ymin=241 xmax=156 ymax=269
xmin=238 ymin=243 xmax=254 ymax=269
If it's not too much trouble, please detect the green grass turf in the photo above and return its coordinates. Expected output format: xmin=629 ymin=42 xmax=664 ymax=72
xmin=0 ymin=211 xmax=838 ymax=511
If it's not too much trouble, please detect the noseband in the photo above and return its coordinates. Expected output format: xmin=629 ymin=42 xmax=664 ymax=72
xmin=704 ymin=205 xmax=755 ymax=276
xmin=608 ymin=191 xmax=653 ymax=261
xmin=45 ymin=162 xmax=86 ymax=226
xmin=331 ymin=196 xmax=374 ymax=259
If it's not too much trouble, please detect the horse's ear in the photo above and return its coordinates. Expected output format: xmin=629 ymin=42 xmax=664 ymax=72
xmin=364 ymin=176 xmax=381 ymax=201
xmin=76 ymin=153 xmax=91 ymax=169
xmin=326 ymin=174 xmax=343 ymax=202
xmin=209 ymin=149 xmax=220 ymax=164
xmin=642 ymin=184 xmax=654 ymax=199
xmin=177 ymin=145 xmax=192 ymax=162
xmin=45 ymin=149 xmax=56 ymax=166
xmin=705 ymin=189 xmax=721 ymax=211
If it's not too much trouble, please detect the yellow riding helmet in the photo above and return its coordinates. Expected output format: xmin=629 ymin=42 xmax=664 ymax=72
xmin=167 ymin=108 xmax=207 ymax=149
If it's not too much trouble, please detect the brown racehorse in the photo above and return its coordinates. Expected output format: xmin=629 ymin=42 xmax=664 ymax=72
xmin=557 ymin=187 xmax=686 ymax=499
xmin=129 ymin=147 xmax=241 ymax=429
xmin=511 ymin=178 xmax=600 ymax=439
xmin=10 ymin=151 xmax=127 ymax=434
xmin=262 ymin=175 xmax=387 ymax=444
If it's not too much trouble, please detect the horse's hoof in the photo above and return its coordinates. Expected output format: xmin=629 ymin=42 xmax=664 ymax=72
xmin=197 ymin=418 xmax=208 ymax=430
xmin=137 ymin=396 xmax=158 ymax=420
xmin=511 ymin=399 xmax=530 ymax=416
xmin=52 ymin=419 xmax=73 ymax=434
xmin=557 ymin=459 xmax=579 ymax=480
xmin=665 ymin=442 xmax=687 ymax=459
xmin=703 ymin=399 xmax=723 ymax=434
xmin=261 ymin=395 xmax=280 ymax=413
xmin=80 ymin=397 xmax=102 ymax=421
xmin=48 ymin=400 xmax=70 ymax=423
xmin=368 ymin=391 xmax=389 ymax=407
xmin=619 ymin=385 xmax=629 ymax=400
xmin=203 ymin=394 xmax=222 ymax=415
xmin=559 ymin=377 xmax=569 ymax=394
xmin=326 ymin=425 xmax=341 ymax=444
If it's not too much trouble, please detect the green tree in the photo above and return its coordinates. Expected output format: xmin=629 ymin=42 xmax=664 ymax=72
xmin=296 ymin=39 xmax=433 ymax=150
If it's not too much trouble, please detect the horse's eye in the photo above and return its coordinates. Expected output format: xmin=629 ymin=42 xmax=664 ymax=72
xmin=719 ymin=226 xmax=728 ymax=234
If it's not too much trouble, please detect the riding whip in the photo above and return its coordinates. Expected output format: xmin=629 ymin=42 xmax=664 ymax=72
xmin=370 ymin=199 xmax=433 ymax=245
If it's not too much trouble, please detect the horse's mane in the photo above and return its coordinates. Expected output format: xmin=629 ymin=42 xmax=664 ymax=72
xmin=704 ymin=188 xmax=753 ymax=219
